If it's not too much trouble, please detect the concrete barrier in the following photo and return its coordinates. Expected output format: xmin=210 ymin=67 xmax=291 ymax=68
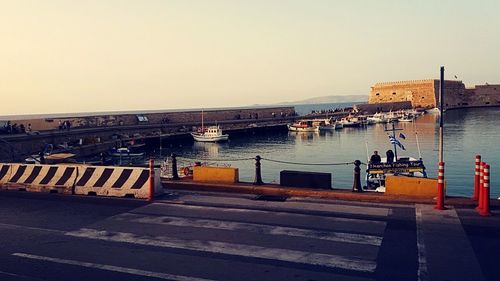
xmin=0 ymin=164 xmax=77 ymax=194
xmin=0 ymin=163 xmax=12 ymax=185
xmin=385 ymin=176 xmax=445 ymax=198
xmin=74 ymin=166 xmax=162 ymax=199
xmin=280 ymin=170 xmax=332 ymax=189
xmin=193 ymin=166 xmax=239 ymax=184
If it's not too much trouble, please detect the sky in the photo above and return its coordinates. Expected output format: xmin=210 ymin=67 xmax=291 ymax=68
xmin=1 ymin=0 xmax=499 ymax=116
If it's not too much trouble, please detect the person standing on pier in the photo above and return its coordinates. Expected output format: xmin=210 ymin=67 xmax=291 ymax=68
xmin=370 ymin=151 xmax=381 ymax=163
xmin=386 ymin=149 xmax=395 ymax=163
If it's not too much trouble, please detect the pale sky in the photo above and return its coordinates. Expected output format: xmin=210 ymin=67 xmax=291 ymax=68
xmin=1 ymin=0 xmax=499 ymax=116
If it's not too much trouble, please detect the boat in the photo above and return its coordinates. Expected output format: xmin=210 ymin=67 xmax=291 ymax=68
xmin=398 ymin=114 xmax=414 ymax=122
xmin=337 ymin=116 xmax=361 ymax=127
xmin=287 ymin=120 xmax=320 ymax=132
xmin=191 ymin=125 xmax=229 ymax=142
xmin=190 ymin=110 xmax=229 ymax=142
xmin=365 ymin=156 xmax=427 ymax=192
xmin=316 ymin=118 xmax=342 ymax=131
xmin=364 ymin=122 xmax=427 ymax=192
xmin=367 ymin=112 xmax=388 ymax=124
xmin=110 ymin=147 xmax=145 ymax=158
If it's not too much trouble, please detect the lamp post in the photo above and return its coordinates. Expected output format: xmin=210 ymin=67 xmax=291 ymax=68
xmin=436 ymin=66 xmax=446 ymax=210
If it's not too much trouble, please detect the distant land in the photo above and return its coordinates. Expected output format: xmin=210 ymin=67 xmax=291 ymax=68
xmin=276 ymin=95 xmax=367 ymax=105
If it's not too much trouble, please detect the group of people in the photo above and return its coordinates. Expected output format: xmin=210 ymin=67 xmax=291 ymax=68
xmin=1 ymin=121 xmax=33 ymax=135
xmin=370 ymin=149 xmax=395 ymax=164
xmin=58 ymin=120 xmax=72 ymax=131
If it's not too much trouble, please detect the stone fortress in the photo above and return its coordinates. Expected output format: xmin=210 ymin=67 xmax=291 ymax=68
xmin=368 ymin=79 xmax=500 ymax=110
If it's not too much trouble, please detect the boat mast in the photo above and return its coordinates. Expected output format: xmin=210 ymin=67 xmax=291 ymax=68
xmin=385 ymin=121 xmax=403 ymax=161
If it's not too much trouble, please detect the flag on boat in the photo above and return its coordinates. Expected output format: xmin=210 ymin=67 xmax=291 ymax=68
xmin=389 ymin=135 xmax=406 ymax=150
xmin=399 ymin=133 xmax=406 ymax=139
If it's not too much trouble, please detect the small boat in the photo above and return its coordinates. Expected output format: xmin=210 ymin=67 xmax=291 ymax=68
xmin=191 ymin=125 xmax=229 ymax=142
xmin=338 ymin=116 xmax=361 ymax=127
xmin=316 ymin=118 xmax=342 ymax=131
xmin=191 ymin=110 xmax=229 ymax=142
xmin=398 ymin=114 xmax=414 ymax=122
xmin=110 ymin=147 xmax=145 ymax=158
xmin=287 ymin=120 xmax=320 ymax=132
xmin=367 ymin=112 xmax=388 ymax=124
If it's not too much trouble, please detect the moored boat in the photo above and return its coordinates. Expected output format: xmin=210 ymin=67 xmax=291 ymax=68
xmin=288 ymin=120 xmax=319 ymax=132
xmin=191 ymin=125 xmax=229 ymax=142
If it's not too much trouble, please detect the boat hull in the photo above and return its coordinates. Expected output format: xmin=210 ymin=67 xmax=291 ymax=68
xmin=288 ymin=125 xmax=319 ymax=132
xmin=191 ymin=133 xmax=229 ymax=142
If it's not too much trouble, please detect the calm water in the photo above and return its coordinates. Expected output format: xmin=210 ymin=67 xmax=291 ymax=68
xmin=154 ymin=106 xmax=500 ymax=198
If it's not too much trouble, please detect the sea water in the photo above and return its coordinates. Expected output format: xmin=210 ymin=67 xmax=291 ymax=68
xmin=157 ymin=105 xmax=499 ymax=198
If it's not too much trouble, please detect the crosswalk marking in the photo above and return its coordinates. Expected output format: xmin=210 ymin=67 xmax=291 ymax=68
xmin=66 ymin=228 xmax=378 ymax=273
xmin=113 ymin=213 xmax=383 ymax=246
xmin=12 ymin=253 xmax=216 ymax=281
xmin=163 ymin=196 xmax=390 ymax=217
xmin=147 ymin=203 xmax=387 ymax=235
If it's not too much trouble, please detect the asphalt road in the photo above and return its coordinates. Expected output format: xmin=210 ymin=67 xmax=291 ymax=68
xmin=0 ymin=191 xmax=498 ymax=281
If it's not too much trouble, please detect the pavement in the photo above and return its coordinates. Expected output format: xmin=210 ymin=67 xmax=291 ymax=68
xmin=0 ymin=190 xmax=499 ymax=281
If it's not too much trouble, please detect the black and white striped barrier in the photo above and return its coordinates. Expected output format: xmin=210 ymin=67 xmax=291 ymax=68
xmin=74 ymin=166 xmax=162 ymax=199
xmin=0 ymin=164 xmax=77 ymax=194
xmin=0 ymin=163 xmax=163 ymax=199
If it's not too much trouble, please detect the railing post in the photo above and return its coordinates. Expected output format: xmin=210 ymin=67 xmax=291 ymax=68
xmin=253 ymin=155 xmax=264 ymax=185
xmin=480 ymin=164 xmax=492 ymax=217
xmin=472 ymin=155 xmax=481 ymax=201
xmin=171 ymin=153 xmax=180 ymax=180
xmin=148 ymin=158 xmax=155 ymax=202
xmin=352 ymin=160 xmax=362 ymax=192
xmin=435 ymin=162 xmax=445 ymax=210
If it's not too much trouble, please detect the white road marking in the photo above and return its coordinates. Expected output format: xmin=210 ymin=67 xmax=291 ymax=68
xmin=66 ymin=228 xmax=377 ymax=273
xmin=114 ymin=213 xmax=383 ymax=246
xmin=12 ymin=253 xmax=216 ymax=281
xmin=415 ymin=207 xmax=428 ymax=281
xmin=148 ymin=203 xmax=387 ymax=235
xmin=0 ymin=222 xmax=64 ymax=234
xmin=169 ymin=195 xmax=390 ymax=217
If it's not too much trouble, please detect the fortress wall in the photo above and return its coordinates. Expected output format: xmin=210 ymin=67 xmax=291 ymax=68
xmin=369 ymin=80 xmax=437 ymax=108
xmin=369 ymin=80 xmax=467 ymax=109
xmin=6 ymin=107 xmax=295 ymax=132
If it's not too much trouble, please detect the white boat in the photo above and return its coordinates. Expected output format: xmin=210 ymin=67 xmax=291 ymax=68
xmin=398 ymin=114 xmax=414 ymax=122
xmin=338 ymin=116 xmax=361 ymax=127
xmin=425 ymin=107 xmax=441 ymax=114
xmin=367 ymin=112 xmax=388 ymax=124
xmin=191 ymin=125 xmax=229 ymax=142
xmin=110 ymin=147 xmax=145 ymax=158
xmin=191 ymin=110 xmax=229 ymax=142
xmin=287 ymin=120 xmax=319 ymax=132
xmin=316 ymin=118 xmax=342 ymax=131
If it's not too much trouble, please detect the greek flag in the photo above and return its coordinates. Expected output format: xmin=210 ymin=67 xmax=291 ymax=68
xmin=389 ymin=135 xmax=406 ymax=150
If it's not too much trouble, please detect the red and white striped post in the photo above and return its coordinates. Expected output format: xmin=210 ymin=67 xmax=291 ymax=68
xmin=148 ymin=158 xmax=155 ymax=202
xmin=480 ymin=164 xmax=492 ymax=217
xmin=477 ymin=162 xmax=484 ymax=211
xmin=472 ymin=155 xmax=481 ymax=201
xmin=435 ymin=162 xmax=445 ymax=210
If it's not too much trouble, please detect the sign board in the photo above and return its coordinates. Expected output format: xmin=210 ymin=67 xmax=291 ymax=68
xmin=368 ymin=160 xmax=425 ymax=174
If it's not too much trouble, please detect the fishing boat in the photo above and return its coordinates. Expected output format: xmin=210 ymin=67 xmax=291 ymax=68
xmin=110 ymin=147 xmax=145 ymax=158
xmin=337 ymin=116 xmax=361 ymax=127
xmin=364 ymin=122 xmax=427 ymax=192
xmin=316 ymin=118 xmax=342 ymax=131
xmin=191 ymin=110 xmax=229 ymax=142
xmin=287 ymin=120 xmax=320 ymax=132
xmin=191 ymin=125 xmax=229 ymax=142
xmin=398 ymin=113 xmax=414 ymax=122
xmin=367 ymin=112 xmax=388 ymax=124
